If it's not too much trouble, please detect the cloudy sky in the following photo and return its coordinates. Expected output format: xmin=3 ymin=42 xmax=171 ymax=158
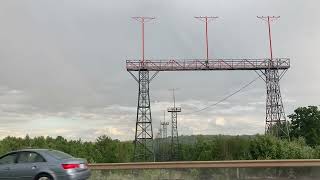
xmin=0 ymin=0 xmax=319 ymax=141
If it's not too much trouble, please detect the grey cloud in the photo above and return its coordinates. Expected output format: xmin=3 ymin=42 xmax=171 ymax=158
xmin=0 ymin=0 xmax=319 ymax=140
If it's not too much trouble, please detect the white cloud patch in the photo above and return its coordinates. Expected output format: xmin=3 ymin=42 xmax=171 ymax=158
xmin=215 ymin=117 xmax=225 ymax=126
xmin=0 ymin=98 xmax=268 ymax=141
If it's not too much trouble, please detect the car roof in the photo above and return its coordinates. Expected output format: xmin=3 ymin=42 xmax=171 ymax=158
xmin=0 ymin=149 xmax=49 ymax=157
xmin=10 ymin=149 xmax=51 ymax=153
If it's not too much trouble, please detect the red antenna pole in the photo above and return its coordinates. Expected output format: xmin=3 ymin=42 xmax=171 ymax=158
xmin=132 ymin=17 xmax=155 ymax=64
xmin=195 ymin=16 xmax=219 ymax=62
xmin=257 ymin=16 xmax=280 ymax=60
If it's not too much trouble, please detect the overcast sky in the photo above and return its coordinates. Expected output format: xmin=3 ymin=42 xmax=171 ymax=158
xmin=0 ymin=0 xmax=319 ymax=141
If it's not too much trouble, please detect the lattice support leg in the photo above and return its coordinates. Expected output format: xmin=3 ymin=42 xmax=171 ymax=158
xmin=134 ymin=70 xmax=155 ymax=161
xmin=265 ymin=68 xmax=290 ymax=138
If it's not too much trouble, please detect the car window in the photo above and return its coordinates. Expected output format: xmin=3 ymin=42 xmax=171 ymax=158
xmin=0 ymin=153 xmax=17 ymax=164
xmin=17 ymin=152 xmax=45 ymax=163
xmin=46 ymin=150 xmax=73 ymax=160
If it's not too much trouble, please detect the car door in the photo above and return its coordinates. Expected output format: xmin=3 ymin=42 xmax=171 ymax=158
xmin=0 ymin=153 xmax=17 ymax=179
xmin=12 ymin=151 xmax=47 ymax=180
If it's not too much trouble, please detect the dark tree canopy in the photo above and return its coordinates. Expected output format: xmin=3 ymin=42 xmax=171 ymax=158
xmin=289 ymin=106 xmax=320 ymax=147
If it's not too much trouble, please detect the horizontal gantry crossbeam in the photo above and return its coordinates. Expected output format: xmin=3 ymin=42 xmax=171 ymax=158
xmin=126 ymin=58 xmax=290 ymax=71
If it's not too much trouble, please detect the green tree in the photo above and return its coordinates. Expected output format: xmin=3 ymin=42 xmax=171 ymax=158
xmin=249 ymin=135 xmax=278 ymax=159
xmin=95 ymin=135 xmax=118 ymax=163
xmin=288 ymin=106 xmax=320 ymax=147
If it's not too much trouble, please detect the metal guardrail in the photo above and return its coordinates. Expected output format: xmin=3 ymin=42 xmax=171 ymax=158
xmin=89 ymin=160 xmax=320 ymax=170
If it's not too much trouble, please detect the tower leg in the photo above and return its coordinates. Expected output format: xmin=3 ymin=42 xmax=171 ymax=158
xmin=170 ymin=111 xmax=181 ymax=160
xmin=134 ymin=70 xmax=154 ymax=161
xmin=265 ymin=68 xmax=289 ymax=138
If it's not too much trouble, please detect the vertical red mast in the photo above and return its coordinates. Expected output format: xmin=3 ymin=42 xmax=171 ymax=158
xmin=195 ymin=16 xmax=219 ymax=62
xmin=132 ymin=17 xmax=156 ymax=64
xmin=257 ymin=16 xmax=280 ymax=60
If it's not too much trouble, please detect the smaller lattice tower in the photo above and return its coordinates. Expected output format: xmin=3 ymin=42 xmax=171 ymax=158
xmin=167 ymin=88 xmax=181 ymax=161
xmin=155 ymin=124 xmax=162 ymax=162
xmin=160 ymin=111 xmax=169 ymax=161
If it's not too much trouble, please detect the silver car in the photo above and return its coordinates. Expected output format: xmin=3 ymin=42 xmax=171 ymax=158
xmin=0 ymin=149 xmax=91 ymax=180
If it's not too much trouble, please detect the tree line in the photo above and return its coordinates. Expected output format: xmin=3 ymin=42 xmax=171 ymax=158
xmin=0 ymin=106 xmax=320 ymax=163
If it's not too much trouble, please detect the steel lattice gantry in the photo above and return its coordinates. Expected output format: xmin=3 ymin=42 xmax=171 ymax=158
xmin=126 ymin=58 xmax=289 ymax=71
xmin=127 ymin=58 xmax=290 ymax=161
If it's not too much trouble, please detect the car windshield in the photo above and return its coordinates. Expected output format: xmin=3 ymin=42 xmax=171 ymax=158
xmin=46 ymin=150 xmax=73 ymax=160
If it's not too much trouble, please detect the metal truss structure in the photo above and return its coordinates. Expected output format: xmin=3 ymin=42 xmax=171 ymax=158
xmin=264 ymin=68 xmax=288 ymax=137
xmin=131 ymin=70 xmax=156 ymax=162
xmin=257 ymin=16 xmax=289 ymax=137
xmin=160 ymin=116 xmax=169 ymax=161
xmin=167 ymin=88 xmax=182 ymax=161
xmin=127 ymin=15 xmax=290 ymax=162
xmin=158 ymin=113 xmax=170 ymax=179
xmin=160 ymin=121 xmax=169 ymax=139
xmin=126 ymin=58 xmax=289 ymax=71
xmin=130 ymin=17 xmax=157 ymax=162
xmin=155 ymin=127 xmax=162 ymax=162
xmin=167 ymin=107 xmax=181 ymax=161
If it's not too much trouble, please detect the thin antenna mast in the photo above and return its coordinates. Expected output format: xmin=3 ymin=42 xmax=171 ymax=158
xmin=132 ymin=17 xmax=155 ymax=64
xmin=169 ymin=88 xmax=179 ymax=107
xmin=195 ymin=16 xmax=219 ymax=62
xmin=257 ymin=16 xmax=280 ymax=60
